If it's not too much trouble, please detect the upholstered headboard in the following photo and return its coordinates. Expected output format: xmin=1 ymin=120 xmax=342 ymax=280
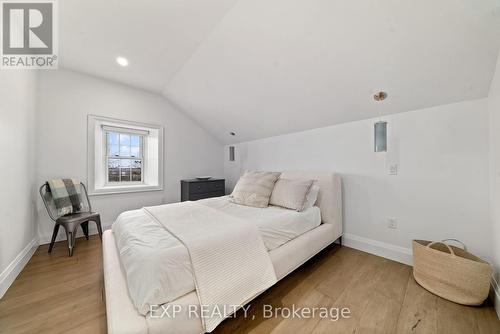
xmin=279 ymin=171 xmax=343 ymax=237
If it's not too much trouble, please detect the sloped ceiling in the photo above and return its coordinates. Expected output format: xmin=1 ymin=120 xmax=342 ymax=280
xmin=60 ymin=0 xmax=238 ymax=92
xmin=60 ymin=0 xmax=500 ymax=143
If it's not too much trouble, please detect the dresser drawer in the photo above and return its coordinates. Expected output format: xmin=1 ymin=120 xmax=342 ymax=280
xmin=188 ymin=182 xmax=210 ymax=194
xmin=189 ymin=191 xmax=224 ymax=201
xmin=207 ymin=181 xmax=224 ymax=192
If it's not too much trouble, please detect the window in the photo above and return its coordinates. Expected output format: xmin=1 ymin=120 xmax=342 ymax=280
xmin=105 ymin=129 xmax=144 ymax=183
xmin=88 ymin=115 xmax=163 ymax=195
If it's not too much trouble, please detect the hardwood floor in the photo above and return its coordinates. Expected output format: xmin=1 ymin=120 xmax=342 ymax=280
xmin=0 ymin=235 xmax=498 ymax=334
xmin=0 ymin=236 xmax=106 ymax=334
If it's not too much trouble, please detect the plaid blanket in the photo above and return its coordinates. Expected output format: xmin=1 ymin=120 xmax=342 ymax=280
xmin=47 ymin=178 xmax=83 ymax=217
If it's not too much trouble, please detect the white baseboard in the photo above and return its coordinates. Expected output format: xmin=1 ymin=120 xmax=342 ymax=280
xmin=38 ymin=221 xmax=113 ymax=245
xmin=342 ymin=233 xmax=413 ymax=266
xmin=491 ymin=275 xmax=500 ymax=319
xmin=0 ymin=237 xmax=39 ymax=298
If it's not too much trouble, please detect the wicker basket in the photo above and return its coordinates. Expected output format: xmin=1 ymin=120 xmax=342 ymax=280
xmin=412 ymin=239 xmax=491 ymax=305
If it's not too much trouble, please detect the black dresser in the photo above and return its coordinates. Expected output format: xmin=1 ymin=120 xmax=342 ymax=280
xmin=180 ymin=178 xmax=225 ymax=201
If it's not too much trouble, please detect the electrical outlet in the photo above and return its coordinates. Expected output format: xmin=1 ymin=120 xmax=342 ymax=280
xmin=388 ymin=163 xmax=398 ymax=175
xmin=388 ymin=217 xmax=398 ymax=229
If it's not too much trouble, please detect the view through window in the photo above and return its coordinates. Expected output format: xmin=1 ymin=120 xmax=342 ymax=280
xmin=106 ymin=131 xmax=143 ymax=183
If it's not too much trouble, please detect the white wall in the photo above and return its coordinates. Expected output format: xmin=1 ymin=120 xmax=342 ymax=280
xmin=0 ymin=71 xmax=38 ymax=294
xmin=36 ymin=69 xmax=224 ymax=243
xmin=225 ymin=99 xmax=492 ymax=264
xmin=488 ymin=50 xmax=500 ymax=315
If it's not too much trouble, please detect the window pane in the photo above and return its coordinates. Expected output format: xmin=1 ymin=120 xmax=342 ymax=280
xmin=120 ymin=134 xmax=131 ymax=156
xmin=131 ymin=135 xmax=140 ymax=147
xmin=107 ymin=132 xmax=119 ymax=146
xmin=107 ymin=132 xmax=120 ymax=156
xmin=131 ymin=146 xmax=140 ymax=157
xmin=132 ymin=160 xmax=142 ymax=181
xmin=132 ymin=168 xmax=142 ymax=181
xmin=108 ymin=159 xmax=120 ymax=182
xmin=120 ymin=167 xmax=131 ymax=181
xmin=108 ymin=159 xmax=120 ymax=168
xmin=108 ymin=145 xmax=119 ymax=156
xmin=120 ymin=134 xmax=131 ymax=146
xmin=119 ymin=159 xmax=131 ymax=168
xmin=120 ymin=145 xmax=130 ymax=156
xmin=131 ymin=135 xmax=141 ymax=157
xmin=121 ymin=160 xmax=132 ymax=181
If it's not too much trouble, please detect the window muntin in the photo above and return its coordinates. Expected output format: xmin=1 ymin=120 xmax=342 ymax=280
xmin=105 ymin=131 xmax=144 ymax=183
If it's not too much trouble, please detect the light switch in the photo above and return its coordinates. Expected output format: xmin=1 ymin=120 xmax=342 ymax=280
xmin=388 ymin=163 xmax=398 ymax=175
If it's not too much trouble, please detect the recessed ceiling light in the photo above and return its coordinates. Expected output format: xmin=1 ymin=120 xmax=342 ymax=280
xmin=116 ymin=57 xmax=129 ymax=67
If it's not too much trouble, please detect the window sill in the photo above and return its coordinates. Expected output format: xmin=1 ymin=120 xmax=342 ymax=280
xmin=89 ymin=184 xmax=163 ymax=196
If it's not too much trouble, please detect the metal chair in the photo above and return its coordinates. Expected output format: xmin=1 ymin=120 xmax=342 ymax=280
xmin=39 ymin=182 xmax=102 ymax=256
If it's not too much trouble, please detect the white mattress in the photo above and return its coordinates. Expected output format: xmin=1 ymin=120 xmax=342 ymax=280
xmin=112 ymin=196 xmax=321 ymax=312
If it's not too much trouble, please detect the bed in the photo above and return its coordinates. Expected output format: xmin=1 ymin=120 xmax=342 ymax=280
xmin=103 ymin=171 xmax=343 ymax=334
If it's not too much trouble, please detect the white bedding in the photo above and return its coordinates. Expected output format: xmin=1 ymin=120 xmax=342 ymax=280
xmin=112 ymin=196 xmax=321 ymax=316
xmin=200 ymin=196 xmax=321 ymax=250
xmin=143 ymin=202 xmax=276 ymax=331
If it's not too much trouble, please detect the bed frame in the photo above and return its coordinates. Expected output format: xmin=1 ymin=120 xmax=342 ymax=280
xmin=103 ymin=172 xmax=342 ymax=334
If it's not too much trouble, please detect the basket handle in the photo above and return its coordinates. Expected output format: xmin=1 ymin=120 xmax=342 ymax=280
xmin=441 ymin=238 xmax=466 ymax=251
xmin=426 ymin=241 xmax=455 ymax=256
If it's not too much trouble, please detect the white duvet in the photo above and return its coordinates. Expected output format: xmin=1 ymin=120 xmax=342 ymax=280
xmin=112 ymin=196 xmax=321 ymax=318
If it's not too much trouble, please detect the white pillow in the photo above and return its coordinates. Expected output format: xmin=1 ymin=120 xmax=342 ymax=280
xmin=302 ymin=183 xmax=320 ymax=211
xmin=230 ymin=171 xmax=281 ymax=208
xmin=269 ymin=179 xmax=314 ymax=211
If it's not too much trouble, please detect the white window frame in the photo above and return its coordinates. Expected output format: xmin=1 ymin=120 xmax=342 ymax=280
xmin=87 ymin=115 xmax=164 ymax=195
xmin=103 ymin=126 xmax=146 ymax=185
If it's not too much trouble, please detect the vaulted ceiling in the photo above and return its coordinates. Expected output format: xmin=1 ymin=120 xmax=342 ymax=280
xmin=60 ymin=0 xmax=500 ymax=143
